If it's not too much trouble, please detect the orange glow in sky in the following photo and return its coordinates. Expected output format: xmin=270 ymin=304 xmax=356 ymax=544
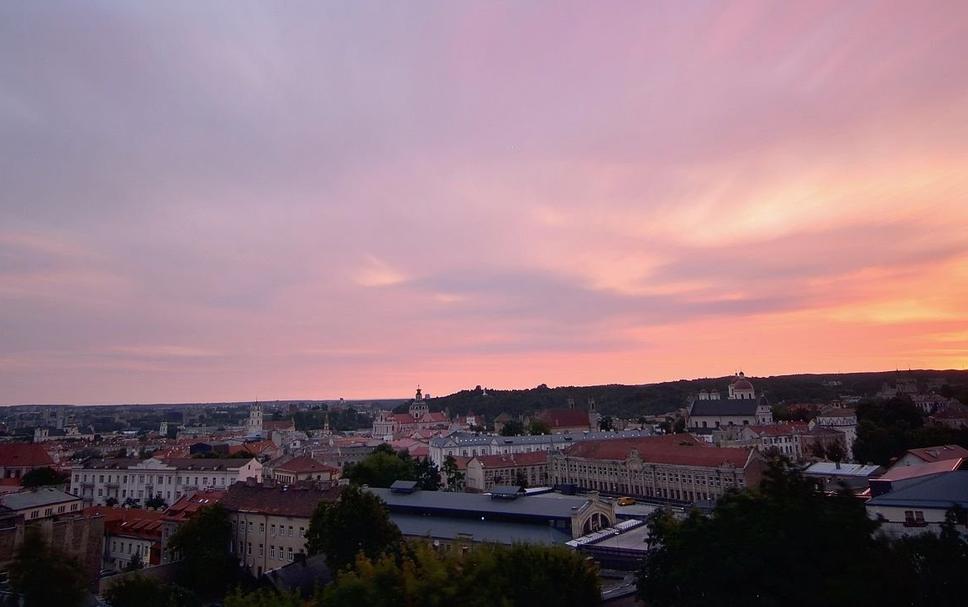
xmin=1 ymin=2 xmax=967 ymax=403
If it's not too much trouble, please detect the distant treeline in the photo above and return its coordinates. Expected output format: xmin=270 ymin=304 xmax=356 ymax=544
xmin=427 ymin=370 xmax=968 ymax=422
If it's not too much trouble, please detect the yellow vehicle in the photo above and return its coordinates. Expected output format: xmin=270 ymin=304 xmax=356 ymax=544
xmin=616 ymin=496 xmax=635 ymax=506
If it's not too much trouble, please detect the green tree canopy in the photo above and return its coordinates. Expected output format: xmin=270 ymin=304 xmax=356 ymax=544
xmin=635 ymin=460 xmax=968 ymax=607
xmin=166 ymin=503 xmax=237 ymax=597
xmin=342 ymin=446 xmax=440 ymax=490
xmin=499 ymin=420 xmax=526 ymax=436
xmin=305 ymin=484 xmax=402 ymax=572
xmin=321 ymin=542 xmax=600 ymax=607
xmin=8 ymin=528 xmax=88 ymax=607
xmin=223 ymin=588 xmax=303 ymax=607
xmin=20 ymin=466 xmax=68 ymax=488
xmin=103 ymin=575 xmax=200 ymax=607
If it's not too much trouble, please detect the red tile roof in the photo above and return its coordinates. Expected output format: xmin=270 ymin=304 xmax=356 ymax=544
xmin=163 ymin=490 xmax=226 ymax=522
xmin=87 ymin=506 xmax=165 ymax=539
xmin=221 ymin=483 xmax=341 ymax=518
xmin=880 ymin=458 xmax=965 ymax=482
xmin=537 ymin=408 xmax=590 ymax=429
xmin=263 ymin=419 xmax=296 ymax=432
xmin=906 ymin=444 xmax=968 ymax=463
xmin=274 ymin=456 xmax=337 ymax=475
xmin=563 ymin=434 xmax=754 ymax=468
xmin=0 ymin=443 xmax=54 ymax=468
xmin=474 ymin=451 xmax=548 ymax=469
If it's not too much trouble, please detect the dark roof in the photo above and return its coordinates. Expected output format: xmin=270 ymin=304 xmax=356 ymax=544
xmin=390 ymin=480 xmax=418 ymax=494
xmin=0 ymin=443 xmax=54 ymax=468
xmin=222 ymin=483 xmax=340 ymax=517
xmin=265 ymin=554 xmax=332 ymax=596
xmin=161 ymin=458 xmax=257 ymax=470
xmin=690 ymin=397 xmax=765 ymax=417
xmin=867 ymin=471 xmax=968 ymax=509
xmin=368 ymin=487 xmax=593 ymax=520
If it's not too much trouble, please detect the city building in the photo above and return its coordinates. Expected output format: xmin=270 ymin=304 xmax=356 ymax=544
xmin=429 ymin=429 xmax=652 ymax=468
xmin=865 ymin=471 xmax=968 ymax=537
xmin=803 ymin=461 xmax=883 ymax=493
xmin=69 ymin=457 xmax=263 ymax=506
xmin=549 ymin=434 xmax=763 ymax=505
xmin=890 ymin=445 xmax=968 ymax=469
xmin=368 ymin=482 xmax=616 ymax=548
xmin=535 ymin=399 xmax=600 ymax=433
xmin=371 ymin=388 xmax=449 ymax=439
xmin=0 ymin=489 xmax=103 ymax=584
xmin=0 ymin=486 xmax=83 ymax=521
xmin=811 ymin=406 xmax=858 ymax=456
xmin=687 ymin=373 xmax=772 ymax=431
xmin=268 ymin=456 xmax=339 ymax=485
xmin=222 ymin=481 xmax=341 ymax=577
xmin=0 ymin=443 xmax=55 ymax=486
xmin=88 ymin=506 xmax=165 ymax=570
xmin=731 ymin=422 xmax=809 ymax=460
xmin=465 ymin=452 xmax=549 ymax=492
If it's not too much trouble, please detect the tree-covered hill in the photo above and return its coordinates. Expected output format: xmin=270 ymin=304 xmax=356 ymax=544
xmin=427 ymin=369 xmax=968 ymax=422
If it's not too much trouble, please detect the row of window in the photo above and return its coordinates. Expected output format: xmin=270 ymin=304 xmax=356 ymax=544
xmin=75 ymin=473 xmax=231 ymax=486
xmin=27 ymin=502 xmax=78 ymax=519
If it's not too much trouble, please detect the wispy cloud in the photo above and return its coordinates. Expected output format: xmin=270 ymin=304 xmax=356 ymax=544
xmin=1 ymin=1 xmax=967 ymax=403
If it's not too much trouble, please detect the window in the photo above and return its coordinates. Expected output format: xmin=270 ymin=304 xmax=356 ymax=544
xmin=288 ymin=547 xmax=294 ymax=562
xmin=270 ymin=524 xmax=276 ymax=536
xmin=258 ymin=544 xmax=264 ymax=556
xmin=270 ymin=545 xmax=276 ymax=559
xmin=259 ymin=523 xmax=265 ymax=533
xmin=288 ymin=526 xmax=293 ymax=537
xmin=248 ymin=543 xmax=252 ymax=555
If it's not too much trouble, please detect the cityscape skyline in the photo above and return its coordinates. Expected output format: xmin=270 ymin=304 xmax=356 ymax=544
xmin=3 ymin=2 xmax=968 ymax=404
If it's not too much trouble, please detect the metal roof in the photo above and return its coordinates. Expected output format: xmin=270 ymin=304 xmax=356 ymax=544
xmin=368 ymin=487 xmax=591 ymax=520
xmin=803 ymin=462 xmax=882 ymax=477
xmin=866 ymin=471 xmax=968 ymax=509
xmin=0 ymin=487 xmax=79 ymax=510
xmin=390 ymin=513 xmax=572 ymax=545
xmin=689 ymin=398 xmax=764 ymax=417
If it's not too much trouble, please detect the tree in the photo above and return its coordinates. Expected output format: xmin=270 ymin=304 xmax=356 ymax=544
xmin=441 ymin=455 xmax=464 ymax=491
xmin=528 ymin=419 xmax=551 ymax=435
xmin=343 ymin=448 xmax=414 ymax=488
xmin=8 ymin=528 xmax=88 ymax=607
xmin=166 ymin=504 xmax=237 ymax=596
xmin=321 ymin=542 xmax=600 ymax=607
xmin=145 ymin=495 xmax=167 ymax=509
xmin=20 ymin=466 xmax=68 ymax=488
xmin=413 ymin=457 xmax=442 ymax=491
xmin=598 ymin=415 xmax=614 ymax=431
xmin=124 ymin=552 xmax=144 ymax=572
xmin=105 ymin=496 xmax=119 ymax=507
xmin=499 ymin=420 xmax=526 ymax=436
xmin=103 ymin=575 xmax=201 ymax=607
xmin=223 ymin=588 xmax=303 ymax=607
xmin=305 ymin=484 xmax=402 ymax=572
xmin=636 ymin=460 xmax=913 ymax=607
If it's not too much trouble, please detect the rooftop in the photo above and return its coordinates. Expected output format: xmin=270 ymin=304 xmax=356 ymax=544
xmin=368 ymin=487 xmax=594 ymax=520
xmin=390 ymin=512 xmax=572 ymax=545
xmin=222 ymin=482 xmax=341 ymax=518
xmin=803 ymin=462 xmax=882 ymax=477
xmin=0 ymin=487 xmax=79 ymax=511
xmin=0 ymin=443 xmax=54 ymax=468
xmin=906 ymin=445 xmax=968 ymax=464
xmin=273 ymin=455 xmax=337 ymax=475
xmin=561 ymin=434 xmax=754 ymax=468
xmin=867 ymin=471 xmax=968 ymax=509
xmin=690 ymin=397 xmax=766 ymax=417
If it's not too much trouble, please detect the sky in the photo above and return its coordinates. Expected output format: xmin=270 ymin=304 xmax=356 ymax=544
xmin=2 ymin=1 xmax=968 ymax=405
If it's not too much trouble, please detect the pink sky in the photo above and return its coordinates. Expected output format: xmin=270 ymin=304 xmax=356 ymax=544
xmin=1 ymin=1 xmax=967 ymax=404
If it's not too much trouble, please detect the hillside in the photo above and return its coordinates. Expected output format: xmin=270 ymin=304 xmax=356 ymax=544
xmin=427 ymin=369 xmax=968 ymax=422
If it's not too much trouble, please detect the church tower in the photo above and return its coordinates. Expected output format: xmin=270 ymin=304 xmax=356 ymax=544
xmin=247 ymin=403 xmax=264 ymax=435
